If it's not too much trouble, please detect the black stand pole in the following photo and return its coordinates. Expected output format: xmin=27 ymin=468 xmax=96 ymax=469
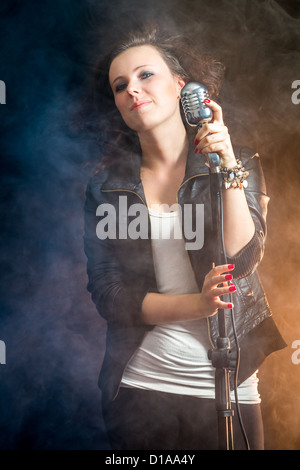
xmin=206 ymin=153 xmax=237 ymax=450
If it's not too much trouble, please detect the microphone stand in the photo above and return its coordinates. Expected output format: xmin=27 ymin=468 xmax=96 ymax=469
xmin=206 ymin=152 xmax=237 ymax=450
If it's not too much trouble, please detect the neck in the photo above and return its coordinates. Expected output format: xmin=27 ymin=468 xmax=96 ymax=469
xmin=139 ymin=118 xmax=189 ymax=171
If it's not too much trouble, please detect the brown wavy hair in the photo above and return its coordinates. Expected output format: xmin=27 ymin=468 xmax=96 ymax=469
xmin=78 ymin=24 xmax=225 ymax=168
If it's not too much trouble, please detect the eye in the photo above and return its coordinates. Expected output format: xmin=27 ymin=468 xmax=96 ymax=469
xmin=114 ymin=71 xmax=154 ymax=93
xmin=140 ymin=71 xmax=153 ymax=80
xmin=115 ymin=82 xmax=127 ymax=93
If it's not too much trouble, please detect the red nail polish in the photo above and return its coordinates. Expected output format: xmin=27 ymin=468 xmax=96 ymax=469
xmin=204 ymin=98 xmax=211 ymax=103
xmin=227 ymin=303 xmax=233 ymax=309
xmin=194 ymin=148 xmax=198 ymax=154
xmin=194 ymin=138 xmax=199 ymax=145
xmin=229 ymin=285 xmax=236 ymax=292
xmin=228 ymin=264 xmax=235 ymax=270
xmin=225 ymin=274 xmax=232 ymax=281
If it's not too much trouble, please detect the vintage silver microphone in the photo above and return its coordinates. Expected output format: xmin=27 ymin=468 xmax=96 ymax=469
xmin=180 ymin=82 xmax=220 ymax=173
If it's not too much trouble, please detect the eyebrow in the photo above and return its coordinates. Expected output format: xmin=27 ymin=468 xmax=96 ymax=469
xmin=111 ymin=64 xmax=153 ymax=86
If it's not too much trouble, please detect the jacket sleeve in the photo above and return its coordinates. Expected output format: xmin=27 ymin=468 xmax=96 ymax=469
xmin=83 ymin=175 xmax=150 ymax=328
xmin=226 ymin=147 xmax=270 ymax=279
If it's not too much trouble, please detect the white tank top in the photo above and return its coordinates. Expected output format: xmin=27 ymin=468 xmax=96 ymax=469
xmin=121 ymin=207 xmax=260 ymax=404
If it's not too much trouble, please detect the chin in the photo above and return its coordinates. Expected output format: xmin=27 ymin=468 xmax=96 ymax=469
xmin=124 ymin=108 xmax=177 ymax=134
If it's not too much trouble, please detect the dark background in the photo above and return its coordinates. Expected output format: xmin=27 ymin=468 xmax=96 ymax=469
xmin=0 ymin=0 xmax=299 ymax=450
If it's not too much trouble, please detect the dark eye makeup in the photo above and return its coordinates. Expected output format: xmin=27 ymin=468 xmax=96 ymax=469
xmin=114 ymin=70 xmax=154 ymax=93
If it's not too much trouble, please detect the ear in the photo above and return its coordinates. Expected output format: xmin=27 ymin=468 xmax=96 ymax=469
xmin=176 ymin=77 xmax=186 ymax=98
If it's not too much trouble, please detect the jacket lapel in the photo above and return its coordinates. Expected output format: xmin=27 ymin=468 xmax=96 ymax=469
xmin=101 ymin=139 xmax=209 ymax=197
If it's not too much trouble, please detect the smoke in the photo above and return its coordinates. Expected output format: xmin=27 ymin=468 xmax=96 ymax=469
xmin=0 ymin=0 xmax=299 ymax=450
xmin=0 ymin=0 xmax=109 ymax=449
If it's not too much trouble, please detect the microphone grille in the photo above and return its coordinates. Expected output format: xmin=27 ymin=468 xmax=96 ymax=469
xmin=180 ymin=82 xmax=212 ymax=126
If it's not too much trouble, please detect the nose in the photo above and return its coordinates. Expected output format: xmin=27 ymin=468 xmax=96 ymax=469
xmin=126 ymin=79 xmax=141 ymax=96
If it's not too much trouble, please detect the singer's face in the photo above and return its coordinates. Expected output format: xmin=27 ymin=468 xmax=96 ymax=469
xmin=109 ymin=45 xmax=184 ymax=133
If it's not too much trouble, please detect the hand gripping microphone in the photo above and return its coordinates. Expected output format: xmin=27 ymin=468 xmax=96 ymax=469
xmin=180 ymin=82 xmax=220 ymax=172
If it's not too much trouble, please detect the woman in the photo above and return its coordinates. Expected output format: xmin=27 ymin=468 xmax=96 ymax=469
xmin=83 ymin=26 xmax=286 ymax=450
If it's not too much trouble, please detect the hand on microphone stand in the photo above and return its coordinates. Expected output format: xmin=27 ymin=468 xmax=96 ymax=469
xmin=199 ymin=263 xmax=236 ymax=317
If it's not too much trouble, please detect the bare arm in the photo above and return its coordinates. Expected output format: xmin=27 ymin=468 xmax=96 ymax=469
xmin=222 ymin=186 xmax=255 ymax=257
xmin=194 ymin=100 xmax=255 ymax=257
xmin=141 ymin=264 xmax=235 ymax=325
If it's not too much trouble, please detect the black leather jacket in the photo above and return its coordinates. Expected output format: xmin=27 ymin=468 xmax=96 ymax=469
xmin=84 ymin=143 xmax=286 ymax=403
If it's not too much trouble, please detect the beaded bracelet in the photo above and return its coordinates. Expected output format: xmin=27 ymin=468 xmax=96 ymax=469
xmin=220 ymin=159 xmax=249 ymax=189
